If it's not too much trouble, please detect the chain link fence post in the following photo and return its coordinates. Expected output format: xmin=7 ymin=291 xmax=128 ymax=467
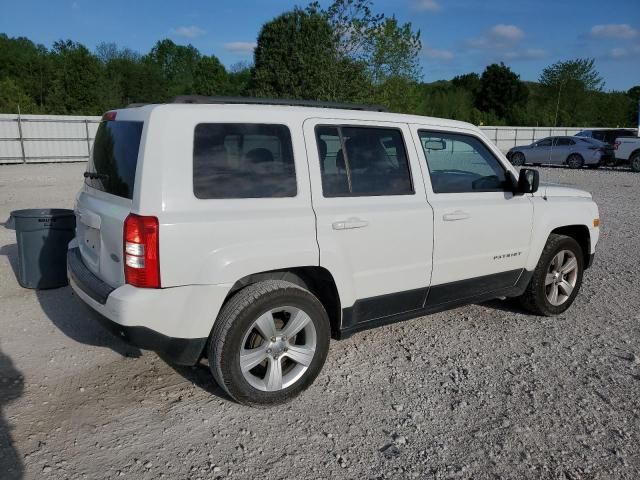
xmin=17 ymin=107 xmax=26 ymax=164
xmin=84 ymin=119 xmax=91 ymax=161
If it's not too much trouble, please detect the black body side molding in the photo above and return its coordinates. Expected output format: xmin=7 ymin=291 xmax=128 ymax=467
xmin=337 ymin=269 xmax=532 ymax=339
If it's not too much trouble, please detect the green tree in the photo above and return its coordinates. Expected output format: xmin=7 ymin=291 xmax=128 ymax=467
xmin=539 ymin=58 xmax=604 ymax=126
xmin=476 ymin=63 xmax=528 ymax=123
xmin=310 ymin=0 xmax=421 ymax=84
xmin=451 ymin=73 xmax=480 ymax=97
xmin=0 ymin=78 xmax=39 ymax=113
xmin=225 ymin=62 xmax=253 ymax=96
xmin=47 ymin=40 xmax=106 ymax=114
xmin=143 ymin=39 xmax=202 ymax=98
xmin=252 ymin=8 xmax=347 ymax=100
xmin=627 ymin=86 xmax=640 ymax=126
xmin=0 ymin=34 xmax=51 ymax=108
xmin=193 ymin=56 xmax=227 ymax=96
xmin=368 ymin=17 xmax=421 ymax=85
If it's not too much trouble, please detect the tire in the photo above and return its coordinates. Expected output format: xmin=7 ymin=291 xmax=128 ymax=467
xmin=208 ymin=280 xmax=330 ymax=406
xmin=631 ymin=152 xmax=640 ymax=173
xmin=518 ymin=234 xmax=584 ymax=316
xmin=566 ymin=153 xmax=584 ymax=169
xmin=511 ymin=152 xmax=525 ymax=166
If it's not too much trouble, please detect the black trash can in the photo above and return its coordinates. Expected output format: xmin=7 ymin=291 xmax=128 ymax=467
xmin=10 ymin=209 xmax=76 ymax=289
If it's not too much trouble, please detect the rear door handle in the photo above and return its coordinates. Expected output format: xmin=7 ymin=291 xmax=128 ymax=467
xmin=332 ymin=218 xmax=369 ymax=230
xmin=443 ymin=210 xmax=470 ymax=222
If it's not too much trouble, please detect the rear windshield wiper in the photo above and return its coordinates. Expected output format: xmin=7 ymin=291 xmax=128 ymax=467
xmin=83 ymin=172 xmax=109 ymax=181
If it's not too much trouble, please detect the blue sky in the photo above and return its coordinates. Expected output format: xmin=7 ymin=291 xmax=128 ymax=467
xmin=1 ymin=0 xmax=639 ymax=91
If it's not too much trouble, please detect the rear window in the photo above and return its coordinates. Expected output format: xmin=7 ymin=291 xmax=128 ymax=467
xmin=85 ymin=120 xmax=143 ymax=199
xmin=193 ymin=123 xmax=296 ymax=199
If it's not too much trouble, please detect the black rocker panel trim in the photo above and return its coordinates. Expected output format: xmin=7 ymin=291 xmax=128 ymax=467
xmin=338 ymin=269 xmax=531 ymax=339
xmin=426 ymin=269 xmax=522 ymax=306
xmin=340 ymin=287 xmax=428 ymax=328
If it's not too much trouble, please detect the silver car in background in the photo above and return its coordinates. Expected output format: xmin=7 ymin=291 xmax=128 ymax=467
xmin=506 ymin=136 xmax=611 ymax=169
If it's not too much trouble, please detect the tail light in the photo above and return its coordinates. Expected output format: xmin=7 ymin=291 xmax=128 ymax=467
xmin=124 ymin=214 xmax=160 ymax=288
xmin=102 ymin=111 xmax=117 ymax=121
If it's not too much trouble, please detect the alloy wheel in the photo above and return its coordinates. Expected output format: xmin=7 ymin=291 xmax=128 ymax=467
xmin=239 ymin=306 xmax=317 ymax=392
xmin=545 ymin=250 xmax=579 ymax=306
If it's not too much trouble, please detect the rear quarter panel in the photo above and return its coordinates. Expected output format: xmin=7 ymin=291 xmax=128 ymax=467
xmin=139 ymin=105 xmax=319 ymax=288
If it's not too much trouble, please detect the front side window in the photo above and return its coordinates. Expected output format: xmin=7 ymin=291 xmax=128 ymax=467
xmin=193 ymin=124 xmax=296 ymax=199
xmin=315 ymin=126 xmax=413 ymax=197
xmin=419 ymin=131 xmax=510 ymax=194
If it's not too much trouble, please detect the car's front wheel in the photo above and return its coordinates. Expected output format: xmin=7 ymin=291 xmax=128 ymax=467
xmin=518 ymin=234 xmax=584 ymax=316
xmin=208 ymin=280 xmax=330 ymax=406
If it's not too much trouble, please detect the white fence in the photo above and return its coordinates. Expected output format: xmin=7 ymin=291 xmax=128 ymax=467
xmin=0 ymin=113 xmax=626 ymax=164
xmin=0 ymin=114 xmax=100 ymax=164
xmin=480 ymin=126 xmax=587 ymax=153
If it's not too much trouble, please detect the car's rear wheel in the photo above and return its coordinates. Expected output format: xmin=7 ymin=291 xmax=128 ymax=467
xmin=511 ymin=152 xmax=525 ymax=166
xmin=566 ymin=154 xmax=584 ymax=169
xmin=630 ymin=152 xmax=640 ymax=172
xmin=208 ymin=280 xmax=330 ymax=406
xmin=518 ymin=234 xmax=584 ymax=316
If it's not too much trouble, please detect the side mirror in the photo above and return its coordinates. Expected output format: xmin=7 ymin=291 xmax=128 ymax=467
xmin=515 ymin=168 xmax=539 ymax=194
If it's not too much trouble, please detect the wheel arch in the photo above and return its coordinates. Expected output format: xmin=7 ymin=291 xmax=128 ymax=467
xmin=550 ymin=225 xmax=591 ymax=268
xmin=224 ymin=267 xmax=342 ymax=338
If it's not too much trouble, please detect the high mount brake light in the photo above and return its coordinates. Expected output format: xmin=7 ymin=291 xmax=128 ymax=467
xmin=102 ymin=111 xmax=117 ymax=121
xmin=123 ymin=214 xmax=160 ymax=288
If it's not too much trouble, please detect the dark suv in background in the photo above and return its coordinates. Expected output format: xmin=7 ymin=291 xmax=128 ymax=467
xmin=576 ymin=129 xmax=637 ymax=145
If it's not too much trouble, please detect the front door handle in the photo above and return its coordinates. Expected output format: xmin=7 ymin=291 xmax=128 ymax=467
xmin=443 ymin=210 xmax=470 ymax=221
xmin=332 ymin=218 xmax=369 ymax=230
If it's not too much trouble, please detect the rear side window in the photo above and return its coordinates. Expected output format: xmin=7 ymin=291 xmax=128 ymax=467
xmin=85 ymin=121 xmax=143 ymax=199
xmin=315 ymin=125 xmax=413 ymax=197
xmin=193 ymin=124 xmax=296 ymax=199
xmin=536 ymin=138 xmax=553 ymax=147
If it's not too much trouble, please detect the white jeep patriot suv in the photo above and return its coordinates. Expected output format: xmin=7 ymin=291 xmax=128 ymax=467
xmin=68 ymin=97 xmax=600 ymax=406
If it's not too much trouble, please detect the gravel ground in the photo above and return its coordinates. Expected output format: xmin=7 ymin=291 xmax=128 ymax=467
xmin=1 ymin=162 xmax=639 ymax=480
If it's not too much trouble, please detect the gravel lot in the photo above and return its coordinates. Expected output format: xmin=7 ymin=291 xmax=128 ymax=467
xmin=1 ymin=162 xmax=639 ymax=480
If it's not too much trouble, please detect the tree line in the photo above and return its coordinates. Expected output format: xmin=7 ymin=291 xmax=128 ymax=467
xmin=1 ymin=0 xmax=638 ymax=127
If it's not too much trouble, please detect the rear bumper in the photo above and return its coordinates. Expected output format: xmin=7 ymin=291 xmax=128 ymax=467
xmin=67 ymin=247 xmax=230 ymax=365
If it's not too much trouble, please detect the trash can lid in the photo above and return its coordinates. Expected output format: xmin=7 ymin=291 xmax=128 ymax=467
xmin=10 ymin=208 xmax=75 ymax=219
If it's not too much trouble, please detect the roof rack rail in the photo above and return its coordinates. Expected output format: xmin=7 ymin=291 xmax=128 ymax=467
xmin=169 ymin=95 xmax=388 ymax=112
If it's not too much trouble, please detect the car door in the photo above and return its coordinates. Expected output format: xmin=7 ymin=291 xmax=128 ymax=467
xmin=412 ymin=126 xmax=533 ymax=306
xmin=549 ymin=137 xmax=564 ymax=165
xmin=303 ymin=119 xmax=434 ymax=329
xmin=528 ymin=137 xmax=553 ymax=164
xmin=550 ymin=137 xmax=574 ymax=165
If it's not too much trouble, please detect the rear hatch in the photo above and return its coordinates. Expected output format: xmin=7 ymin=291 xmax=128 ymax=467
xmin=76 ymin=117 xmax=143 ymax=288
